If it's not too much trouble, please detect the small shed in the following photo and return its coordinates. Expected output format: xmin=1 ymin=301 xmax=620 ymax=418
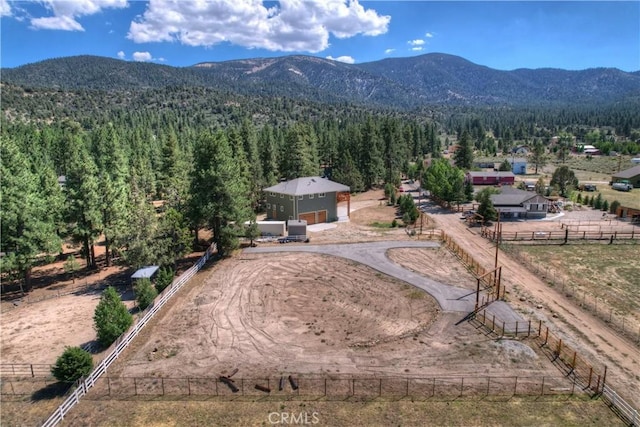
xmin=131 ymin=265 xmax=159 ymax=283
xmin=287 ymin=219 xmax=307 ymax=237
xmin=508 ymin=158 xmax=528 ymax=175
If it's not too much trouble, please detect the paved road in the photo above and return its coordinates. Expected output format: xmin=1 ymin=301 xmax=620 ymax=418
xmin=244 ymin=241 xmax=523 ymax=323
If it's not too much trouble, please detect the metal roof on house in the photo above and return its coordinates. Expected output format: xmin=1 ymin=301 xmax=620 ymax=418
xmin=508 ymin=158 xmax=527 ymax=164
xmin=264 ymin=176 xmax=350 ymax=196
xmin=467 ymin=171 xmax=515 ymax=178
xmin=491 ymin=187 xmax=547 ymax=206
xmin=131 ymin=265 xmax=159 ymax=280
xmin=612 ymin=165 xmax=640 ymax=179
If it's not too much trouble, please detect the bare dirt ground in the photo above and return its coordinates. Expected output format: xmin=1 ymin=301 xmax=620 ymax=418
xmin=0 ymin=289 xmax=133 ymax=365
xmin=108 ymin=252 xmax=556 ymax=381
xmin=0 ymin=236 xmax=206 ymax=366
xmin=423 ymin=201 xmax=640 ymax=407
xmin=1 ymin=188 xmax=635 ymax=426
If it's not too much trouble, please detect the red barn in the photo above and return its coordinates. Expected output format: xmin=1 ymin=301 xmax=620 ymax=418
xmin=466 ymin=171 xmax=515 ymax=186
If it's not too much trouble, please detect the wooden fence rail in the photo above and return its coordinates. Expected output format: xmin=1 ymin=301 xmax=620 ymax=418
xmin=40 ymin=243 xmax=217 ymax=427
xmin=480 ymin=228 xmax=638 ymax=243
xmin=76 ymin=374 xmax=579 ymax=400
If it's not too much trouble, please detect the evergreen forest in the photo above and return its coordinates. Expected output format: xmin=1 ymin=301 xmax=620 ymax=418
xmin=2 ymin=60 xmax=640 ymax=292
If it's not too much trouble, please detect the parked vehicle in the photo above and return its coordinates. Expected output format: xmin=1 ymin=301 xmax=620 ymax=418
xmin=612 ymin=181 xmax=633 ymax=192
xmin=579 ymin=184 xmax=597 ymax=192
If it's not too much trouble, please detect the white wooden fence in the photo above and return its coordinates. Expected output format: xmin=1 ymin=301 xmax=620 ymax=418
xmin=40 ymin=243 xmax=217 ymax=427
xmin=601 ymin=384 xmax=639 ymax=426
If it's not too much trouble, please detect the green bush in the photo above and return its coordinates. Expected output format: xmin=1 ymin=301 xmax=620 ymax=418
xmin=610 ymin=200 xmax=621 ymax=214
xmin=51 ymin=346 xmax=93 ymax=383
xmin=155 ymin=267 xmax=175 ymax=293
xmin=94 ymin=287 xmax=133 ymax=348
xmin=134 ymin=278 xmax=158 ymax=311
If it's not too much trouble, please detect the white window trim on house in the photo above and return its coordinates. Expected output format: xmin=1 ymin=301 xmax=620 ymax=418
xmin=309 ymin=194 xmax=314 ymax=199
xmin=280 ymin=206 xmax=284 ymax=212
xmin=289 ymin=195 xmax=294 ymax=200
xmin=270 ymin=192 xmax=276 ymax=197
xmin=280 ymin=193 xmax=284 ymax=198
xmin=298 ymin=195 xmax=304 ymax=200
xmin=266 ymin=203 xmax=271 ymax=209
xmin=319 ymin=193 xmax=326 ymax=198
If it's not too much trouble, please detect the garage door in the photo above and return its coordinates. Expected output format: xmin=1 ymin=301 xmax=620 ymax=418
xmin=298 ymin=212 xmax=316 ymax=225
xmin=317 ymin=210 xmax=327 ymax=223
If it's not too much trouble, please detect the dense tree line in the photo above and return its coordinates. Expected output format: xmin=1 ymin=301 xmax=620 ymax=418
xmin=0 ymin=108 xmax=443 ymax=291
xmin=2 ymin=80 xmax=639 ymax=294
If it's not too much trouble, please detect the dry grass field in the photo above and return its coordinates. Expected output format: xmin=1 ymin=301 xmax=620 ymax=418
xmin=28 ymin=396 xmax=620 ymax=427
xmin=508 ymin=244 xmax=640 ymax=319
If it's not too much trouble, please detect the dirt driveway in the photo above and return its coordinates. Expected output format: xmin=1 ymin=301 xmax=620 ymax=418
xmin=421 ymin=200 xmax=640 ymax=406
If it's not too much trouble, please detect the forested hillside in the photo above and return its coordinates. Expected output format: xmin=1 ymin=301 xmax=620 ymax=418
xmin=1 ymin=53 xmax=639 ymax=294
xmin=3 ymin=53 xmax=640 ymax=107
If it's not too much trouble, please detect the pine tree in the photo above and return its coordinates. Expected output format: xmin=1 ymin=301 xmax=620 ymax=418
xmin=190 ymin=131 xmax=252 ymax=256
xmin=475 ymin=188 xmax=499 ymax=223
xmin=134 ymin=278 xmax=157 ymax=311
xmin=281 ymin=123 xmax=318 ymax=179
xmin=454 ymin=130 xmax=474 ymax=170
xmin=360 ymin=117 xmax=385 ymax=189
xmin=94 ymin=286 xmax=133 ymax=347
xmin=0 ymin=137 xmax=61 ymax=291
xmin=530 ymin=141 xmax=547 ymax=174
xmin=66 ymin=133 xmax=103 ymax=269
xmin=92 ymin=125 xmax=129 ymax=267
xmin=259 ymin=124 xmax=280 ymax=186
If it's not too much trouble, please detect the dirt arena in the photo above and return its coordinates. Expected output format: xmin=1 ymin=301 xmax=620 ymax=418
xmin=107 ymin=249 xmax=558 ymax=383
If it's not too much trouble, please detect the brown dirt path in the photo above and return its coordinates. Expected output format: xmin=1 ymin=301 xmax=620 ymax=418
xmin=423 ymin=201 xmax=640 ymax=406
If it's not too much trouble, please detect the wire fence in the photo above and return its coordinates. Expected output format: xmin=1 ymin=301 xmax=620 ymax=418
xmin=473 ymin=309 xmax=639 ymax=426
xmin=1 ymin=280 xmax=129 ymax=313
xmin=0 ymin=378 xmax=66 ymax=397
xmin=62 ymin=374 xmax=582 ymax=401
xmin=0 ymin=364 xmax=53 ymax=378
xmin=504 ymin=245 xmax=640 ymax=345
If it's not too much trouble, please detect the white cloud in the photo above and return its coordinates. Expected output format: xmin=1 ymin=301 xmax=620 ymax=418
xmin=384 ymin=48 xmax=395 ymax=55
xmin=326 ymin=55 xmax=355 ymax=64
xmin=408 ymin=39 xmax=425 ymax=46
xmin=117 ymin=51 xmax=126 ymax=59
xmin=128 ymin=0 xmax=390 ymax=53
xmin=411 ymin=47 xmax=423 ymax=51
xmin=29 ymin=0 xmax=128 ymax=31
xmin=132 ymin=51 xmax=153 ymax=62
xmin=425 ymin=32 xmax=434 ymax=38
xmin=1 ymin=0 xmax=12 ymax=17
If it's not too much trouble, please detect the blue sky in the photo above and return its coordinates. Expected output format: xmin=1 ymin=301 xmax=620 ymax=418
xmin=1 ymin=1 xmax=639 ymax=71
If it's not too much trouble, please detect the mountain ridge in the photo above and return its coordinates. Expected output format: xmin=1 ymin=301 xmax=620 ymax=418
xmin=2 ymin=53 xmax=639 ymax=108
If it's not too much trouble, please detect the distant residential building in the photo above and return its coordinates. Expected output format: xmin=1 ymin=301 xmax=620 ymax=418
xmin=511 ymin=145 xmax=529 ymax=155
xmin=611 ymin=165 xmax=640 ymax=188
xmin=508 ymin=158 xmax=527 ymax=175
xmin=466 ymin=171 xmax=515 ymax=186
xmin=490 ymin=187 xmax=549 ymax=219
